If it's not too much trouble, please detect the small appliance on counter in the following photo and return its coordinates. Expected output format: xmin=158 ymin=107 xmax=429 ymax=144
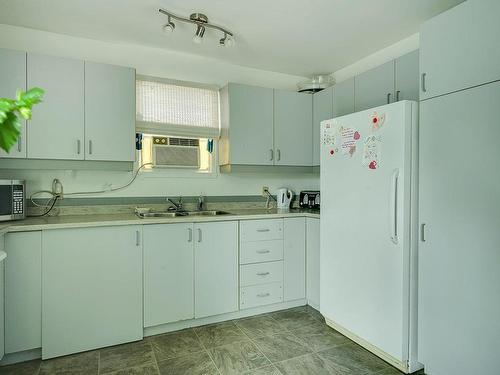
xmin=0 ymin=180 xmax=25 ymax=222
xmin=299 ymin=190 xmax=320 ymax=209
xmin=276 ymin=188 xmax=293 ymax=211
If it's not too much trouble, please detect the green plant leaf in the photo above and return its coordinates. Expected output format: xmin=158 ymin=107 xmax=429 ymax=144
xmin=18 ymin=106 xmax=32 ymax=120
xmin=0 ymin=112 xmax=21 ymax=152
xmin=0 ymin=99 xmax=16 ymax=123
xmin=20 ymin=87 xmax=45 ymax=106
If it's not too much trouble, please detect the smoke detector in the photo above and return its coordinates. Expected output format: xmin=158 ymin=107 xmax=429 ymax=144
xmin=297 ymin=75 xmax=335 ymax=93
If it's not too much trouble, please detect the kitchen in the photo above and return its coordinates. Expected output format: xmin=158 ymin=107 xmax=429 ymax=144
xmin=0 ymin=0 xmax=499 ymax=374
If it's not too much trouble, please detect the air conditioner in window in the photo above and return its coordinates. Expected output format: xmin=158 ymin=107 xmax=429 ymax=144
xmin=152 ymin=137 xmax=200 ymax=168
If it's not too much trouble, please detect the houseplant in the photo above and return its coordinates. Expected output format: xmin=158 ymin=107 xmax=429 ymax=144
xmin=0 ymin=87 xmax=44 ymax=152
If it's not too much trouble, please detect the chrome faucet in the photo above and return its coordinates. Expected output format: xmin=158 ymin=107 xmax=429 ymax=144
xmin=198 ymin=195 xmax=205 ymax=211
xmin=167 ymin=197 xmax=183 ymax=211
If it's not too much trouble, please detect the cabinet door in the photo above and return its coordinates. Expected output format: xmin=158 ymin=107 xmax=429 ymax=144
xmin=194 ymin=221 xmax=238 ymax=318
xmin=419 ymin=82 xmax=500 ymax=375
xmin=227 ymin=83 xmax=274 ymax=165
xmin=274 ymin=90 xmax=313 ymax=166
xmin=85 ymin=62 xmax=136 ymax=161
xmin=306 ymin=218 xmax=320 ymax=309
xmin=283 ymin=218 xmax=306 ymax=301
xmin=312 ymin=87 xmax=333 ymax=166
xmin=0 ymin=48 xmax=26 ymax=158
xmin=27 ymin=53 xmax=84 ymax=160
xmin=354 ymin=61 xmax=395 ymax=111
xmin=395 ymin=50 xmax=419 ymax=102
xmin=332 ymin=77 xmax=355 ymax=117
xmin=420 ymin=0 xmax=500 ymax=100
xmin=42 ymin=226 xmax=142 ymax=359
xmin=4 ymin=231 xmax=42 ymax=353
xmin=143 ymin=223 xmax=194 ymax=327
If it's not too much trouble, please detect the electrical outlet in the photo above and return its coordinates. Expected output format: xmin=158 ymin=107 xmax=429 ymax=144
xmin=262 ymin=186 xmax=269 ymax=197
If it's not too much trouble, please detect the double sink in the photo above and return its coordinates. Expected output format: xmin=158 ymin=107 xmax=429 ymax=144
xmin=136 ymin=209 xmax=230 ymax=218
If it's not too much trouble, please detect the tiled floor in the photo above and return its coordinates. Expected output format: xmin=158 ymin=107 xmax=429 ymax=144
xmin=0 ymin=306 xmax=407 ymax=375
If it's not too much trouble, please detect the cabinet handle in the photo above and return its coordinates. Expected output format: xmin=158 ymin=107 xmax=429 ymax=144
xmin=197 ymin=228 xmax=202 ymax=242
xmin=135 ymin=230 xmax=140 ymax=246
xmin=396 ymin=90 xmax=401 ymax=101
xmin=17 ymin=136 xmax=22 ymax=152
xmin=257 ymin=293 xmax=270 ymax=298
xmin=256 ymin=249 xmax=270 ymax=254
xmin=188 ymin=228 xmax=193 ymax=242
xmin=77 ymin=139 xmax=81 ymax=155
xmin=421 ymin=73 xmax=427 ymax=93
xmin=89 ymin=140 xmax=93 ymax=155
xmin=269 ymin=149 xmax=274 ymax=161
xmin=387 ymin=93 xmax=391 ymax=104
xmin=257 ymin=272 xmax=270 ymax=276
xmin=421 ymin=223 xmax=426 ymax=242
xmin=277 ymin=149 xmax=281 ymax=161
xmin=257 ymin=229 xmax=270 ymax=232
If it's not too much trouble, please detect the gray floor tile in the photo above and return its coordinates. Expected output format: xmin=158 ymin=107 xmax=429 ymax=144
xmin=39 ymin=350 xmax=98 ymax=375
xmin=291 ymin=320 xmax=351 ymax=352
xmin=252 ymin=333 xmax=312 ymax=363
xmin=242 ymin=365 xmax=281 ymax=374
xmin=150 ymin=329 xmax=204 ymax=362
xmin=0 ymin=359 xmax=41 ymax=375
xmin=100 ymin=341 xmax=156 ymax=374
xmin=306 ymin=305 xmax=325 ymax=322
xmin=208 ymin=340 xmax=270 ymax=375
xmin=194 ymin=321 xmax=248 ymax=348
xmin=235 ymin=314 xmax=286 ymax=339
xmin=374 ymin=366 xmax=405 ymax=375
xmin=269 ymin=308 xmax=319 ymax=330
xmin=157 ymin=351 xmax=218 ymax=375
xmin=317 ymin=343 xmax=390 ymax=374
xmin=274 ymin=353 xmax=352 ymax=375
xmin=102 ymin=363 xmax=160 ymax=375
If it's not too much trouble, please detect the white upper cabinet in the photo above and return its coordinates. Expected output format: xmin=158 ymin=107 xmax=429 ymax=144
xmin=395 ymin=50 xmax=419 ymax=102
xmin=332 ymin=77 xmax=355 ymax=117
xmin=274 ymin=89 xmax=313 ymax=166
xmin=0 ymin=48 xmax=26 ymax=158
xmin=27 ymin=53 xmax=85 ymax=160
xmin=312 ymin=87 xmax=333 ymax=166
xmin=420 ymin=0 xmax=500 ymax=100
xmin=355 ymin=60 xmax=395 ymax=111
xmin=85 ymin=62 xmax=135 ymax=162
xmin=220 ymin=83 xmax=274 ymax=165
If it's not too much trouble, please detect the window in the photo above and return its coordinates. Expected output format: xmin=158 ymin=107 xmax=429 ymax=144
xmin=136 ymin=76 xmax=219 ymax=173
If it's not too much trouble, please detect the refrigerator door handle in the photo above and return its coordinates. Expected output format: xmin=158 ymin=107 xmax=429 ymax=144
xmin=389 ymin=169 xmax=399 ymax=244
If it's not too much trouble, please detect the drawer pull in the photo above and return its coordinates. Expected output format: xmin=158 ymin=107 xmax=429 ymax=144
xmin=257 ymin=272 xmax=270 ymax=276
xmin=257 ymin=293 xmax=270 ymax=298
xmin=256 ymin=250 xmax=270 ymax=254
xmin=256 ymin=229 xmax=270 ymax=232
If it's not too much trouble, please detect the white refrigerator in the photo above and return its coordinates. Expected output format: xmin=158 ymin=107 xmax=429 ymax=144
xmin=320 ymin=100 xmax=421 ymax=373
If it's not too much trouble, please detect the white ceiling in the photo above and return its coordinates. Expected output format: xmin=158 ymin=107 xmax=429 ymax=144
xmin=0 ymin=0 xmax=463 ymax=77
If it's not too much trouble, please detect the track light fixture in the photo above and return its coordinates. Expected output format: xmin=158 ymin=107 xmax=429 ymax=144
xmin=159 ymin=9 xmax=235 ymax=46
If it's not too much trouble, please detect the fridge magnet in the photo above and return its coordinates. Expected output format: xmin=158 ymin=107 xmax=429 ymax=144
xmin=362 ymin=135 xmax=382 ymax=170
xmin=370 ymin=112 xmax=386 ymax=131
xmin=322 ymin=121 xmax=338 ymax=146
xmin=340 ymin=126 xmax=360 ymax=157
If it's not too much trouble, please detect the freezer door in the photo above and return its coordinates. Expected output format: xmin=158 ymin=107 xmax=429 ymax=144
xmin=320 ymin=101 xmax=416 ymax=365
xmin=419 ymin=82 xmax=500 ymax=375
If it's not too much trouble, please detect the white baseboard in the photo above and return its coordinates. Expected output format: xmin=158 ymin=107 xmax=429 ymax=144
xmin=0 ymin=348 xmax=42 ymax=366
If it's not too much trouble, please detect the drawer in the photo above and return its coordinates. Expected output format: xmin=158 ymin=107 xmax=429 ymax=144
xmin=240 ymin=282 xmax=283 ymax=309
xmin=240 ymin=240 xmax=283 ymax=264
xmin=240 ymin=219 xmax=283 ymax=242
xmin=240 ymin=261 xmax=283 ymax=287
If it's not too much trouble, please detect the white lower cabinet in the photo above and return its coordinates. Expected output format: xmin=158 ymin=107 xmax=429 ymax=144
xmin=4 ymin=231 xmax=42 ymax=353
xmin=240 ymin=261 xmax=283 ymax=287
xmin=283 ymin=218 xmax=306 ymax=301
xmin=240 ymin=283 xmax=283 ymax=310
xmin=42 ymin=226 xmax=143 ymax=359
xmin=194 ymin=221 xmax=238 ymax=318
xmin=143 ymin=223 xmax=194 ymax=327
xmin=306 ymin=218 xmax=320 ymax=309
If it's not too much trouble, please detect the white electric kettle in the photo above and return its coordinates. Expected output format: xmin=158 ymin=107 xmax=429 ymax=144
xmin=276 ymin=188 xmax=293 ymax=210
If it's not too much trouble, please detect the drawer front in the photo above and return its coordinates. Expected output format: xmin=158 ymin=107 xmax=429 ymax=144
xmin=240 ymin=240 xmax=283 ymax=264
xmin=240 ymin=219 xmax=283 ymax=242
xmin=240 ymin=261 xmax=283 ymax=287
xmin=240 ymin=282 xmax=283 ymax=309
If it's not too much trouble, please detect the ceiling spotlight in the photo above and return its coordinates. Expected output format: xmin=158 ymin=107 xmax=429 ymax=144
xmin=159 ymin=8 xmax=234 ymax=47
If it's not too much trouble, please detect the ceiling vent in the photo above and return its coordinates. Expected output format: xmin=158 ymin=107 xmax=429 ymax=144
xmin=297 ymin=75 xmax=335 ymax=94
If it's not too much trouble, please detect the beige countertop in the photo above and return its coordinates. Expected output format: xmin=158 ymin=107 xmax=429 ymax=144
xmin=0 ymin=208 xmax=320 ymax=234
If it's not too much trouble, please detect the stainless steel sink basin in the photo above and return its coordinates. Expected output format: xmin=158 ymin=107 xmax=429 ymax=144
xmin=186 ymin=210 xmax=230 ymax=216
xmin=135 ymin=209 xmax=230 ymax=218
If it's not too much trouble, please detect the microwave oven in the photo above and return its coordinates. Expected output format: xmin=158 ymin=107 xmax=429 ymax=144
xmin=0 ymin=180 xmax=26 ymax=221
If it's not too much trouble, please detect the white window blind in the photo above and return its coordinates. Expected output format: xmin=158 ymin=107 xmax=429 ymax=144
xmin=136 ymin=78 xmax=220 ymax=138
